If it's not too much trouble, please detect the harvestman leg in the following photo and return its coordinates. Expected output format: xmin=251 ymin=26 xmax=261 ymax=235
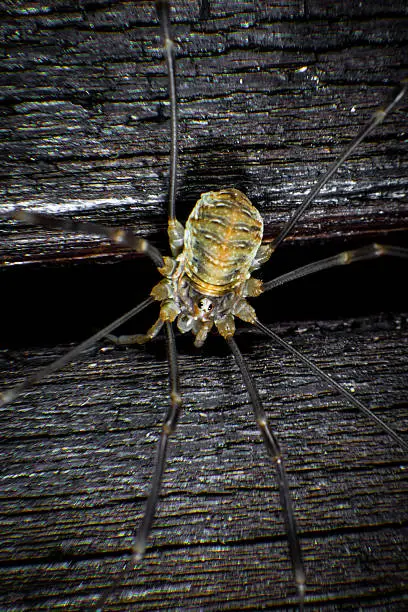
xmin=263 ymin=243 xmax=408 ymax=293
xmin=94 ymin=322 xmax=182 ymax=610
xmin=132 ymin=322 xmax=182 ymax=561
xmin=260 ymin=243 xmax=408 ymax=452
xmin=0 ymin=201 xmax=164 ymax=406
xmin=268 ymin=81 xmax=408 ymax=252
xmin=223 ymin=246 xmax=408 ymax=608
xmin=227 ymin=336 xmax=306 ymax=604
xmin=4 ymin=208 xmax=163 ymax=268
xmin=156 ymin=0 xmax=177 ymax=221
xmin=224 ymin=246 xmax=408 ymax=607
xmin=106 ymin=0 xmax=180 ymax=349
xmin=253 ymin=320 xmax=408 ymax=452
xmin=0 ymin=298 xmax=154 ymax=407
xmin=127 ymin=0 xmax=184 ymax=562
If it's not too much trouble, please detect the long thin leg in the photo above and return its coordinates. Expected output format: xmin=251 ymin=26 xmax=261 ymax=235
xmin=0 ymin=297 xmax=154 ymax=407
xmin=156 ymin=0 xmax=186 ymax=257
xmin=269 ymin=81 xmax=408 ymax=252
xmin=94 ymin=7 xmax=182 ymax=602
xmin=254 ymin=319 xmax=408 ymax=452
xmin=263 ymin=243 xmax=408 ymax=293
xmin=156 ymin=0 xmax=178 ymax=221
xmin=106 ymin=317 xmax=164 ymax=346
xmin=93 ymin=321 xmax=182 ymax=610
xmin=226 ymin=336 xmax=306 ymax=608
xmin=132 ymin=322 xmax=182 ymax=559
xmin=2 ymin=208 xmax=164 ymax=268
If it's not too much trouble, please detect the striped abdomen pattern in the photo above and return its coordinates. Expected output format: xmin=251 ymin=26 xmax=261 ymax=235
xmin=183 ymin=188 xmax=263 ymax=296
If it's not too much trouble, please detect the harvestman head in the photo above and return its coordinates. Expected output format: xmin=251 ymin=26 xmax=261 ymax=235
xmin=1 ymin=1 xmax=407 ymax=609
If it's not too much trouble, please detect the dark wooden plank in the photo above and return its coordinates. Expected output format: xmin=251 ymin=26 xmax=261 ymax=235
xmin=0 ymin=1 xmax=407 ymax=611
xmin=0 ymin=0 xmax=407 ymax=263
xmin=1 ymin=317 xmax=407 ymax=610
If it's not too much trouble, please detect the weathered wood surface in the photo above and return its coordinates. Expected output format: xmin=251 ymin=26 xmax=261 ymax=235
xmin=1 ymin=0 xmax=407 ymax=263
xmin=1 ymin=318 xmax=408 ymax=610
xmin=0 ymin=1 xmax=407 ymax=611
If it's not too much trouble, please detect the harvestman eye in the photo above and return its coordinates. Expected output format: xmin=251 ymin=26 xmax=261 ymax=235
xmin=0 ymin=1 xmax=407 ymax=610
xmin=198 ymin=298 xmax=214 ymax=313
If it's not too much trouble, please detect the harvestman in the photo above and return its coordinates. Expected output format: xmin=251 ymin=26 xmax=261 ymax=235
xmin=1 ymin=1 xmax=407 ymax=608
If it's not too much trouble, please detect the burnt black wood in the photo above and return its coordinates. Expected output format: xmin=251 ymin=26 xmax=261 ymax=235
xmin=0 ymin=1 xmax=407 ymax=610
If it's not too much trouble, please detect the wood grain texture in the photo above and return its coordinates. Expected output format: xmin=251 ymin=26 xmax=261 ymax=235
xmin=0 ymin=1 xmax=407 ymax=611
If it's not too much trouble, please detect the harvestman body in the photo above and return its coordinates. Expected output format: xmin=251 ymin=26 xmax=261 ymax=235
xmin=1 ymin=1 xmax=408 ymax=609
